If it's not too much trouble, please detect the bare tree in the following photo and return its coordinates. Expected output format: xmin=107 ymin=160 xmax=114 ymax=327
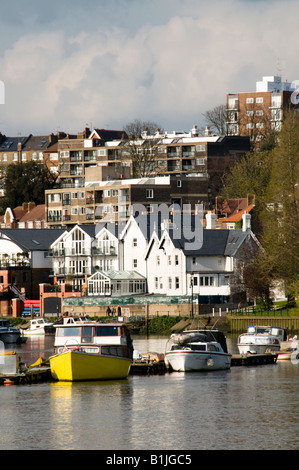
xmin=123 ymin=119 xmax=164 ymax=138
xmin=202 ymin=104 xmax=227 ymax=135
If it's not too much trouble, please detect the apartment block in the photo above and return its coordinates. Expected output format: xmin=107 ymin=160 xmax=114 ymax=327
xmin=45 ymin=173 xmax=209 ymax=228
xmin=227 ymin=76 xmax=299 ymax=147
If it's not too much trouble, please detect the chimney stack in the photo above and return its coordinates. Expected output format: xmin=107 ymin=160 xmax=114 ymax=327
xmin=242 ymin=212 xmax=251 ymax=231
xmin=205 ymin=211 xmax=216 ymax=229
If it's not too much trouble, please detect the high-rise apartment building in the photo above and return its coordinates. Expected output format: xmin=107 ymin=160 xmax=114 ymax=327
xmin=226 ymin=76 xmax=299 ymax=147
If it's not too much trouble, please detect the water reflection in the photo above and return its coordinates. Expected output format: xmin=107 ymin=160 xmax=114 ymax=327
xmin=0 ymin=334 xmax=298 ymax=450
xmin=48 ymin=380 xmax=134 ymax=450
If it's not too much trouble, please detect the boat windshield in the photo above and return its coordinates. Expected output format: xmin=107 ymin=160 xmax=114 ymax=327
xmin=57 ymin=325 xmax=120 ymax=337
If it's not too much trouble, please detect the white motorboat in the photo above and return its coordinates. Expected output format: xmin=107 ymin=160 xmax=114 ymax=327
xmin=237 ymin=326 xmax=287 ymax=355
xmin=164 ymin=329 xmax=231 ymax=372
xmin=20 ymin=318 xmax=54 ymax=336
xmin=277 ymin=338 xmax=299 ymax=361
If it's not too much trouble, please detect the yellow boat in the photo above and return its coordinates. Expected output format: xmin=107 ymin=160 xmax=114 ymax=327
xmin=49 ymin=316 xmax=133 ymax=382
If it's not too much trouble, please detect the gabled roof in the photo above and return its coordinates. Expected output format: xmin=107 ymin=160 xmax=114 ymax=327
xmin=19 ymin=204 xmax=46 ymax=222
xmin=218 ymin=205 xmax=254 ymax=223
xmin=90 ymin=129 xmax=128 ymax=142
xmin=0 ymin=228 xmax=65 ymax=252
xmin=146 ymin=227 xmax=253 ymax=258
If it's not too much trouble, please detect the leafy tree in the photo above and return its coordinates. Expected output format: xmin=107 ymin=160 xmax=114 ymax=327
xmin=260 ymin=111 xmax=299 ymax=301
xmin=0 ymin=161 xmax=56 ymax=214
xmin=221 ymin=150 xmax=272 ymax=200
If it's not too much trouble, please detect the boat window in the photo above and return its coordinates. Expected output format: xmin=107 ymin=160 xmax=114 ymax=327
xmin=94 ymin=326 xmax=119 ymax=336
xmin=190 ymin=344 xmax=206 ymax=351
xmin=81 ymin=326 xmax=93 ymax=343
xmin=57 ymin=327 xmax=80 ymax=337
xmin=207 ymin=344 xmax=219 ymax=351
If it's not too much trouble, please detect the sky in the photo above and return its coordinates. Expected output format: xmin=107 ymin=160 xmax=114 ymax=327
xmin=0 ymin=0 xmax=298 ymax=137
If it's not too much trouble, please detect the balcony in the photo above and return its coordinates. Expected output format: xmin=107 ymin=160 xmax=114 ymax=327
xmin=47 ymin=215 xmax=62 ymax=223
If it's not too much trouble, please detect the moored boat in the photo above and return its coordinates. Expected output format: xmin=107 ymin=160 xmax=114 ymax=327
xmin=164 ymin=329 xmax=231 ymax=372
xmin=237 ymin=326 xmax=286 ymax=355
xmin=0 ymin=319 xmax=22 ymax=344
xmin=20 ymin=318 xmax=54 ymax=336
xmin=49 ymin=317 xmax=134 ymax=381
xmin=277 ymin=338 xmax=299 ymax=361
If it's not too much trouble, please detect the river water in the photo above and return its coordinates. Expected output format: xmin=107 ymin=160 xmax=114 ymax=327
xmin=0 ymin=334 xmax=298 ymax=451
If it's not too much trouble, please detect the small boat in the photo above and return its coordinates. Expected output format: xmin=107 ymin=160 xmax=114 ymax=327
xmin=164 ymin=329 xmax=231 ymax=372
xmin=20 ymin=318 xmax=54 ymax=336
xmin=49 ymin=317 xmax=134 ymax=381
xmin=0 ymin=319 xmax=22 ymax=344
xmin=277 ymin=338 xmax=299 ymax=361
xmin=237 ymin=326 xmax=287 ymax=355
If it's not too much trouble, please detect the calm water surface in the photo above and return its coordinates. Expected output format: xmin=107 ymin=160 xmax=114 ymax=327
xmin=0 ymin=334 xmax=298 ymax=450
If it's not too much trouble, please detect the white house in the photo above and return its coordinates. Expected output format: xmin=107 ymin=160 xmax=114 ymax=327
xmin=50 ymin=223 xmax=119 ymax=289
xmin=145 ymin=213 xmax=259 ymax=303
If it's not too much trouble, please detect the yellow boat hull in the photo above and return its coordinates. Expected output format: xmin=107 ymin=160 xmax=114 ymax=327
xmin=49 ymin=350 xmax=131 ymax=382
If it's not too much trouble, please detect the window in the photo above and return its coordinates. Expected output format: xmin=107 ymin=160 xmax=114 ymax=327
xmin=104 ymin=190 xmax=111 ymax=197
xmin=155 ymin=277 xmax=158 ymax=289
xmin=132 ymin=238 xmax=137 ymax=247
xmin=71 ymin=192 xmax=78 ymax=199
xmin=168 ymin=255 xmax=171 ymax=265
xmin=3 ymin=153 xmax=7 ymax=161
xmin=168 ymin=277 xmax=172 ymax=289
xmin=177 ymin=180 xmax=182 ymax=188
xmin=175 ymin=277 xmax=180 ymax=289
xmin=13 ymin=153 xmax=18 ymax=161
xmin=246 ymin=110 xmax=253 ymax=116
xmin=146 ymin=189 xmax=154 ymax=199
xmin=133 ymin=259 xmax=137 ymax=268
xmin=112 ymin=189 xmax=118 ymax=196
xmin=32 ymin=152 xmax=37 ymax=160
xmin=256 ymin=123 xmax=264 ymax=128
xmin=256 ymin=110 xmax=264 ymax=116
xmin=192 ymin=257 xmax=196 ymax=264
xmin=256 ymin=97 xmax=263 ymax=103
xmin=22 ymin=152 xmax=27 ymax=161
xmin=175 ymin=255 xmax=179 ymax=265
xmin=246 ymin=123 xmax=254 ymax=129
xmin=246 ymin=98 xmax=254 ymax=103
xmin=196 ymin=158 xmax=205 ymax=165
xmin=193 ymin=276 xmax=198 ymax=286
xmin=196 ymin=144 xmax=205 ymax=152
xmin=156 ymin=256 xmax=160 ymax=266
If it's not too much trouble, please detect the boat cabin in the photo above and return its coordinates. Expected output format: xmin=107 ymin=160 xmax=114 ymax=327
xmin=246 ymin=326 xmax=287 ymax=341
xmin=54 ymin=322 xmax=133 ymax=357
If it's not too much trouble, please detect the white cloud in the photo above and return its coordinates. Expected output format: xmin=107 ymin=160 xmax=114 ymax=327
xmin=0 ymin=0 xmax=298 ymax=135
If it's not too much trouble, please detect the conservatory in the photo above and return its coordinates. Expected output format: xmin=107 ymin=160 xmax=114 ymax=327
xmin=87 ymin=271 xmax=147 ymax=296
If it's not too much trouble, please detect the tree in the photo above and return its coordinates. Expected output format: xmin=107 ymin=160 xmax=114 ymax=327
xmin=0 ymin=161 xmax=56 ymax=214
xmin=121 ymin=137 xmax=160 ymax=178
xmin=122 ymin=119 xmax=165 ymax=178
xmin=260 ymin=110 xmax=299 ymax=302
xmin=202 ymin=104 xmax=227 ymax=135
xmin=221 ymin=150 xmax=272 ymax=201
xmin=123 ymin=119 xmax=164 ymax=138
